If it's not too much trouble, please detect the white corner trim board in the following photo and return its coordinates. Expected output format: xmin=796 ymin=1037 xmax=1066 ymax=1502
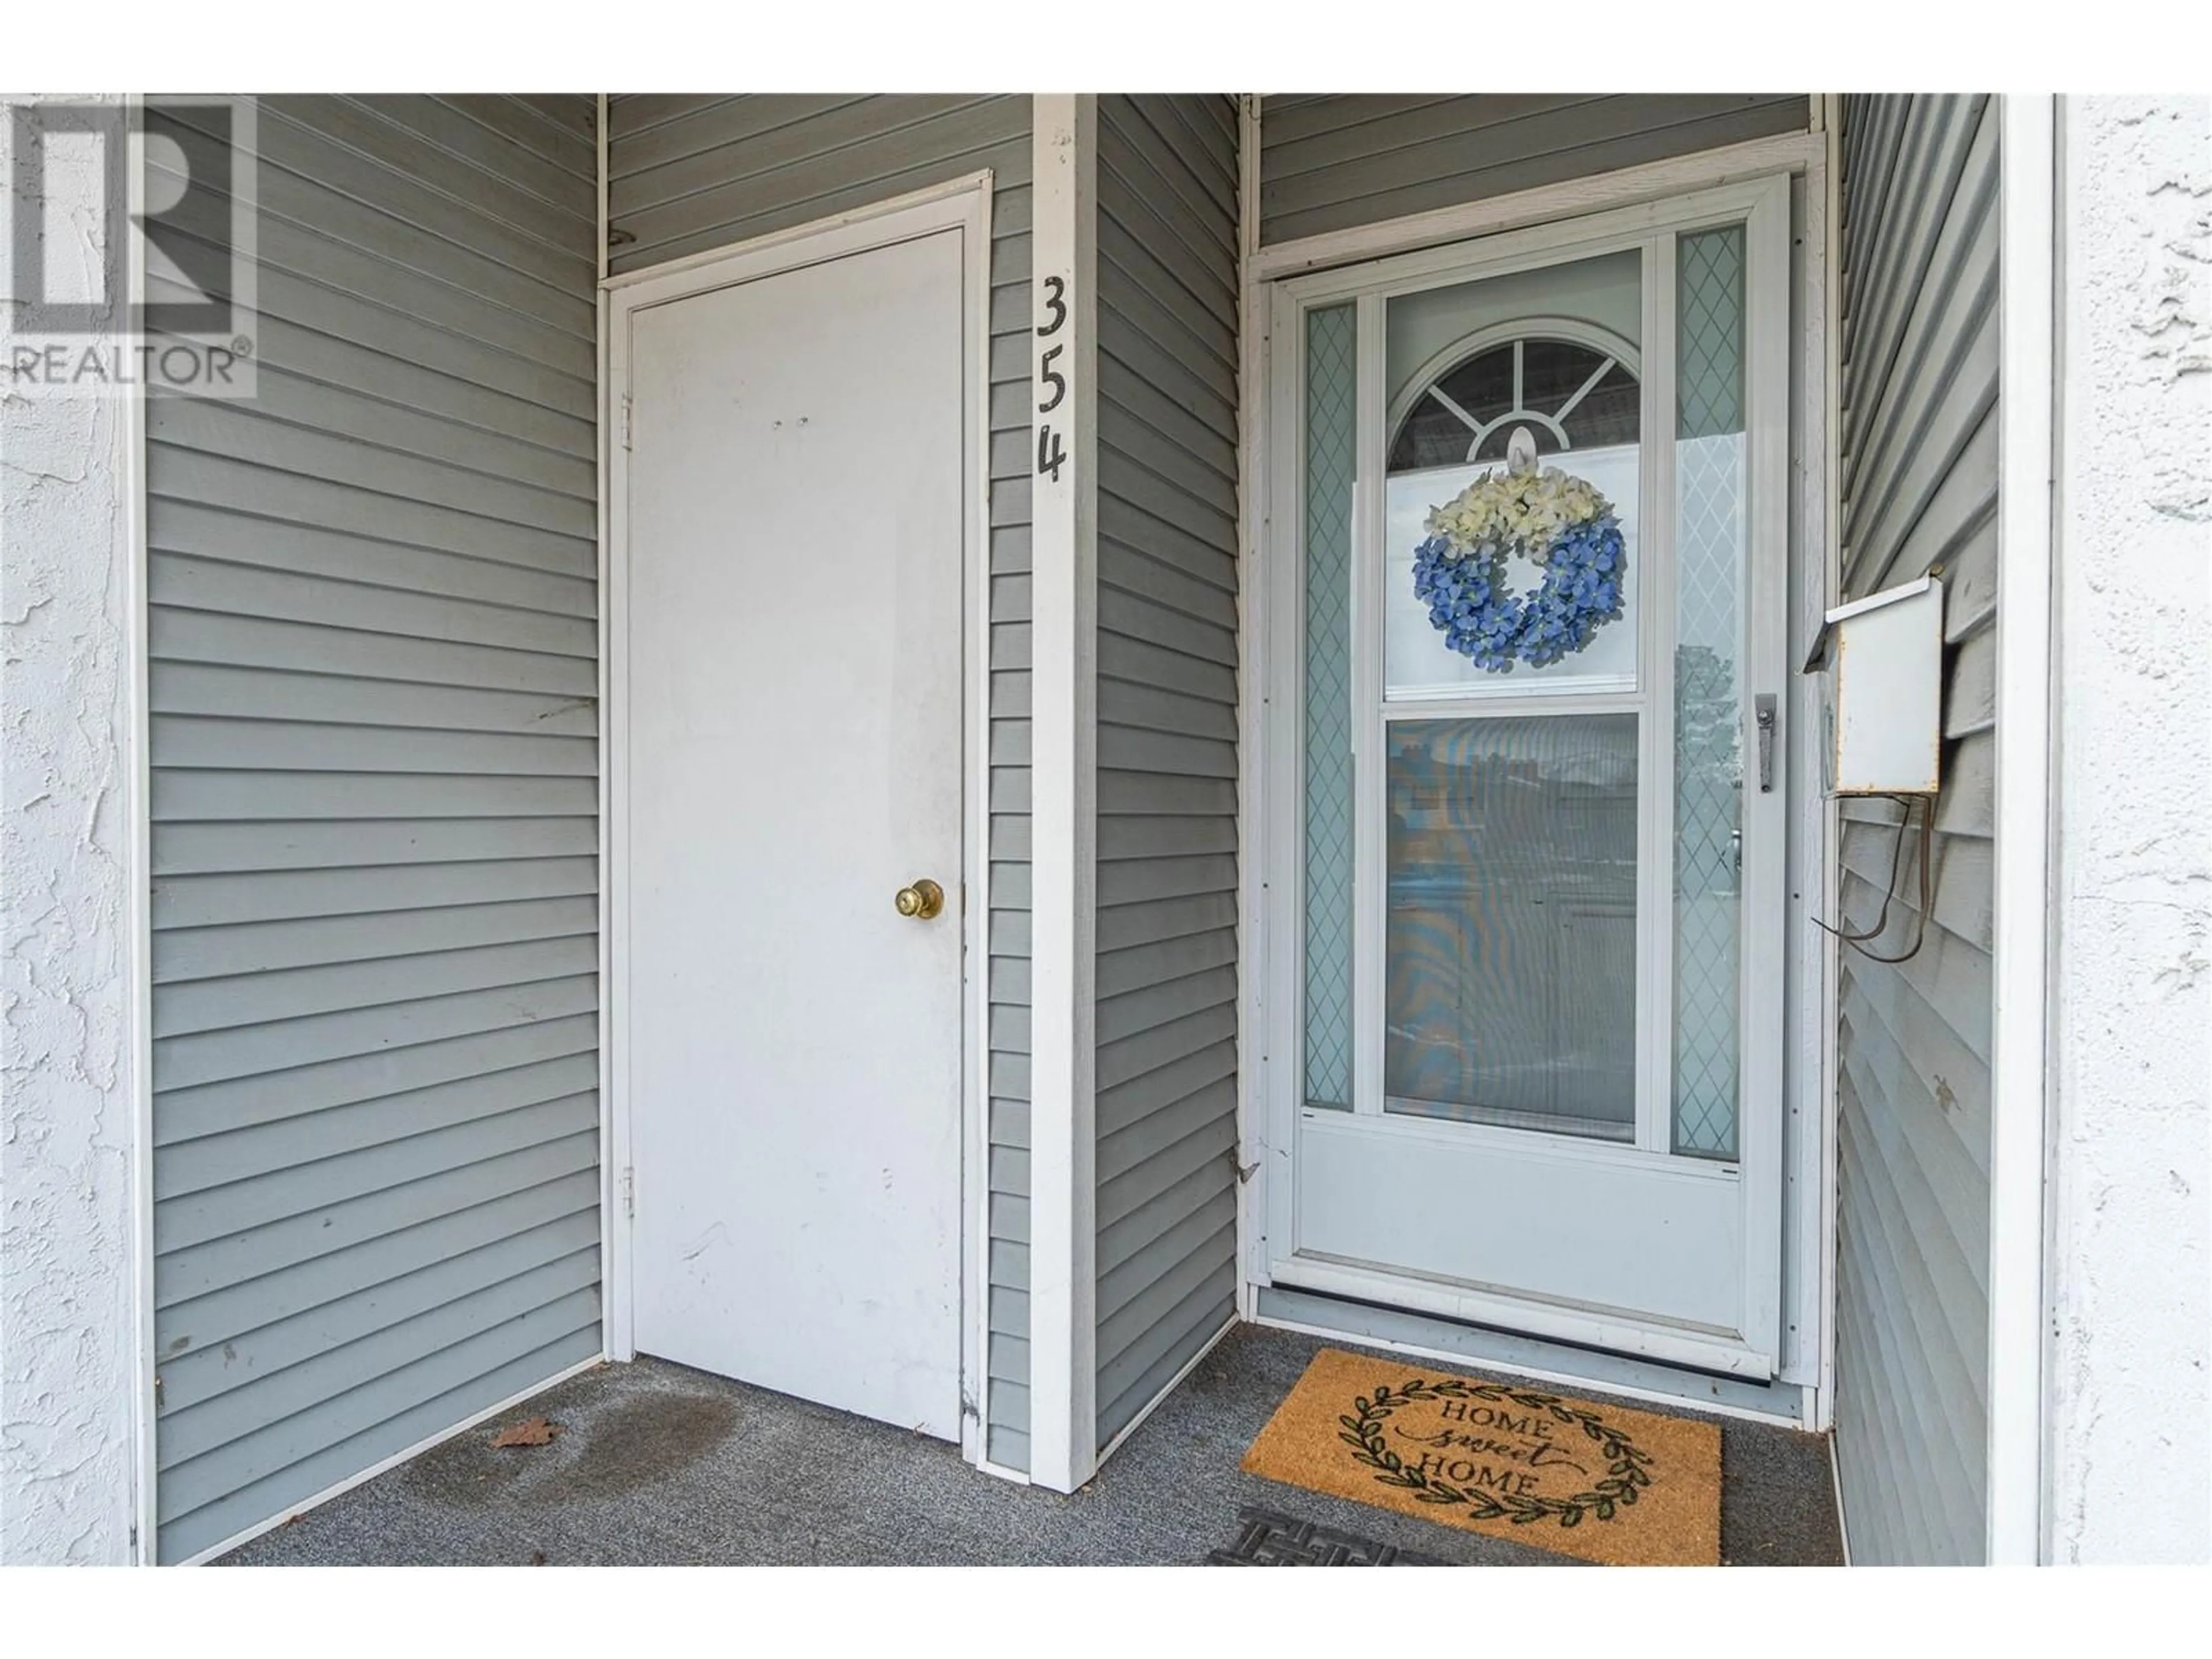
xmin=124 ymin=98 xmax=157 ymax=1565
xmin=1024 ymin=93 xmax=1101 ymax=1494
xmin=1232 ymin=91 xmax=1266 ymax=1323
xmin=1809 ymin=101 xmax=1844 ymax=1434
xmin=592 ymin=84 xmax=619 ymax=1386
xmin=1986 ymin=91 xmax=2057 ymax=1567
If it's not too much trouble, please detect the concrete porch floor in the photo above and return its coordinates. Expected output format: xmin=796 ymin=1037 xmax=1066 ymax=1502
xmin=218 ymin=1325 xmax=1843 ymax=1566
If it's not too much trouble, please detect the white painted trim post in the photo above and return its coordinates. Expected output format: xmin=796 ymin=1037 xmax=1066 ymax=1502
xmin=1232 ymin=91 xmax=1263 ymax=1325
xmin=1025 ymin=94 xmax=1100 ymax=1494
xmin=1986 ymin=92 xmax=2058 ymax=1567
xmin=1813 ymin=93 xmax=1846 ymax=1438
xmin=594 ymin=93 xmax=609 ymax=287
xmin=591 ymin=94 xmax=617 ymax=1370
xmin=123 ymin=93 xmax=158 ymax=1567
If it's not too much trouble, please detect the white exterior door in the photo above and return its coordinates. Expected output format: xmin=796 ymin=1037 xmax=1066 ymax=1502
xmin=1263 ymin=180 xmax=1794 ymax=1377
xmin=622 ymin=227 xmax=968 ymax=1438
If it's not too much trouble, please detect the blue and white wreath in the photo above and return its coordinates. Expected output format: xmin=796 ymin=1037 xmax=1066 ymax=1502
xmin=1410 ymin=445 xmax=1628 ymax=672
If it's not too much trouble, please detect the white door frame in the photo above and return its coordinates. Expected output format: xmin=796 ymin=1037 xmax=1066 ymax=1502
xmin=1238 ymin=142 xmax=1834 ymax=1412
xmin=598 ymin=173 xmax=996 ymax=1466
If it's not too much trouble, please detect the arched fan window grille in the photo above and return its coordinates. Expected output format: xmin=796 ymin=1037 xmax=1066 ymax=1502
xmin=1388 ymin=334 xmax=1641 ymax=472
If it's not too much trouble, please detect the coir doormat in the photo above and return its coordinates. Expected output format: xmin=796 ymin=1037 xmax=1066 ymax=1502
xmin=1240 ymin=1349 xmax=1721 ymax=1566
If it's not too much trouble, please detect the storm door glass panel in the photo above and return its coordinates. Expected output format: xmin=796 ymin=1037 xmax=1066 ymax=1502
xmin=1672 ymin=227 xmax=1747 ymax=1159
xmin=1384 ymin=717 xmax=1638 ymax=1138
xmin=1302 ymin=304 xmax=1356 ymax=1111
xmin=1383 ymin=248 xmax=1643 ymax=700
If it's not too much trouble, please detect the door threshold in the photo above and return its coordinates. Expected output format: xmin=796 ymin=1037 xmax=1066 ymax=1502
xmin=1253 ymin=1284 xmax=1815 ymax=1427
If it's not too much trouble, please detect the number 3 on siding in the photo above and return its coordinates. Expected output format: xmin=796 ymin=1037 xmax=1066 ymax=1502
xmin=1036 ymin=275 xmax=1067 ymax=340
xmin=1036 ymin=275 xmax=1069 ymax=482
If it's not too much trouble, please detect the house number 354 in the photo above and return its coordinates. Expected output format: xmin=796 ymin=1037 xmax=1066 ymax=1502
xmin=1035 ymin=274 xmax=1068 ymax=483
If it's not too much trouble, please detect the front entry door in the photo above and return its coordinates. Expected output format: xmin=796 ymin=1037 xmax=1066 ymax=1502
xmin=1266 ymin=180 xmax=1791 ymax=1376
xmin=623 ymin=226 xmax=967 ymax=1437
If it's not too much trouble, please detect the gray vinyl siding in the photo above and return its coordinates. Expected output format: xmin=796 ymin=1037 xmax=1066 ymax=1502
xmin=146 ymin=95 xmax=601 ymax=1563
xmin=605 ymin=95 xmax=1038 ymax=1473
xmin=1091 ymin=94 xmax=1242 ymax=1451
xmin=1257 ymin=95 xmax=1808 ymax=247
xmin=1831 ymin=94 xmax=1999 ymax=1566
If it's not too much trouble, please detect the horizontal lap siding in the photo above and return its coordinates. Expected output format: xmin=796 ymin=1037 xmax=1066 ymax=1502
xmin=606 ymin=94 xmax=1037 ymax=1472
xmin=1092 ymin=95 xmax=1242 ymax=1450
xmin=1831 ymin=94 xmax=1998 ymax=1566
xmin=1257 ymin=95 xmax=1808 ymax=245
xmin=146 ymin=94 xmax=603 ymax=1563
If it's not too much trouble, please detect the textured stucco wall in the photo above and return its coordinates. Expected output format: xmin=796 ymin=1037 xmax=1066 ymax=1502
xmin=2047 ymin=93 xmax=2212 ymax=1565
xmin=0 ymin=95 xmax=141 ymax=1565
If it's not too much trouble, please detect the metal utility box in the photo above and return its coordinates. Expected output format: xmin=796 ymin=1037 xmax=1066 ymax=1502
xmin=1809 ymin=575 xmax=1945 ymax=796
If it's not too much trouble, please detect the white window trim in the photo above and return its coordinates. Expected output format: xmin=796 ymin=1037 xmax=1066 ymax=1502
xmin=597 ymin=170 xmax=998 ymax=1472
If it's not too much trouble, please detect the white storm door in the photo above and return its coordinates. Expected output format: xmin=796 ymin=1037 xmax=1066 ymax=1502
xmin=1270 ymin=180 xmax=1791 ymax=1377
xmin=624 ymin=228 xmax=967 ymax=1438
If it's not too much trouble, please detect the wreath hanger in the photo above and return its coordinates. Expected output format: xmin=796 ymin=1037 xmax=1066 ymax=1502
xmin=1505 ymin=424 xmax=1540 ymax=475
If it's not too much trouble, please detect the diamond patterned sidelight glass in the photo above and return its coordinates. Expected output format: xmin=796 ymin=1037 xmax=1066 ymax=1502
xmin=1302 ymin=305 xmax=1356 ymax=1110
xmin=1673 ymin=227 xmax=1747 ymax=1159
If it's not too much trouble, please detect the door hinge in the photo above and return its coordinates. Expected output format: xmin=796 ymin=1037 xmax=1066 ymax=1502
xmin=620 ymin=1165 xmax=635 ymax=1217
xmin=620 ymin=395 xmax=634 ymax=452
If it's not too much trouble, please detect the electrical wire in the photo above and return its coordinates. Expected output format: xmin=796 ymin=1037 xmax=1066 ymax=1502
xmin=1815 ymin=791 xmax=1934 ymax=964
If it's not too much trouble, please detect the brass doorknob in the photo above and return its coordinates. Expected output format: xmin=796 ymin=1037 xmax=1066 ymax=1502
xmin=894 ymin=878 xmax=945 ymax=920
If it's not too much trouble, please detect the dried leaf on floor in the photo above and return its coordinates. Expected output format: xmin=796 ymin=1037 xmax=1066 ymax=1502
xmin=491 ymin=1415 xmax=560 ymax=1449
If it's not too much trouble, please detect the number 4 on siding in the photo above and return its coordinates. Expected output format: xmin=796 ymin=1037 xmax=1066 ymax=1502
xmin=1036 ymin=425 xmax=1066 ymax=483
